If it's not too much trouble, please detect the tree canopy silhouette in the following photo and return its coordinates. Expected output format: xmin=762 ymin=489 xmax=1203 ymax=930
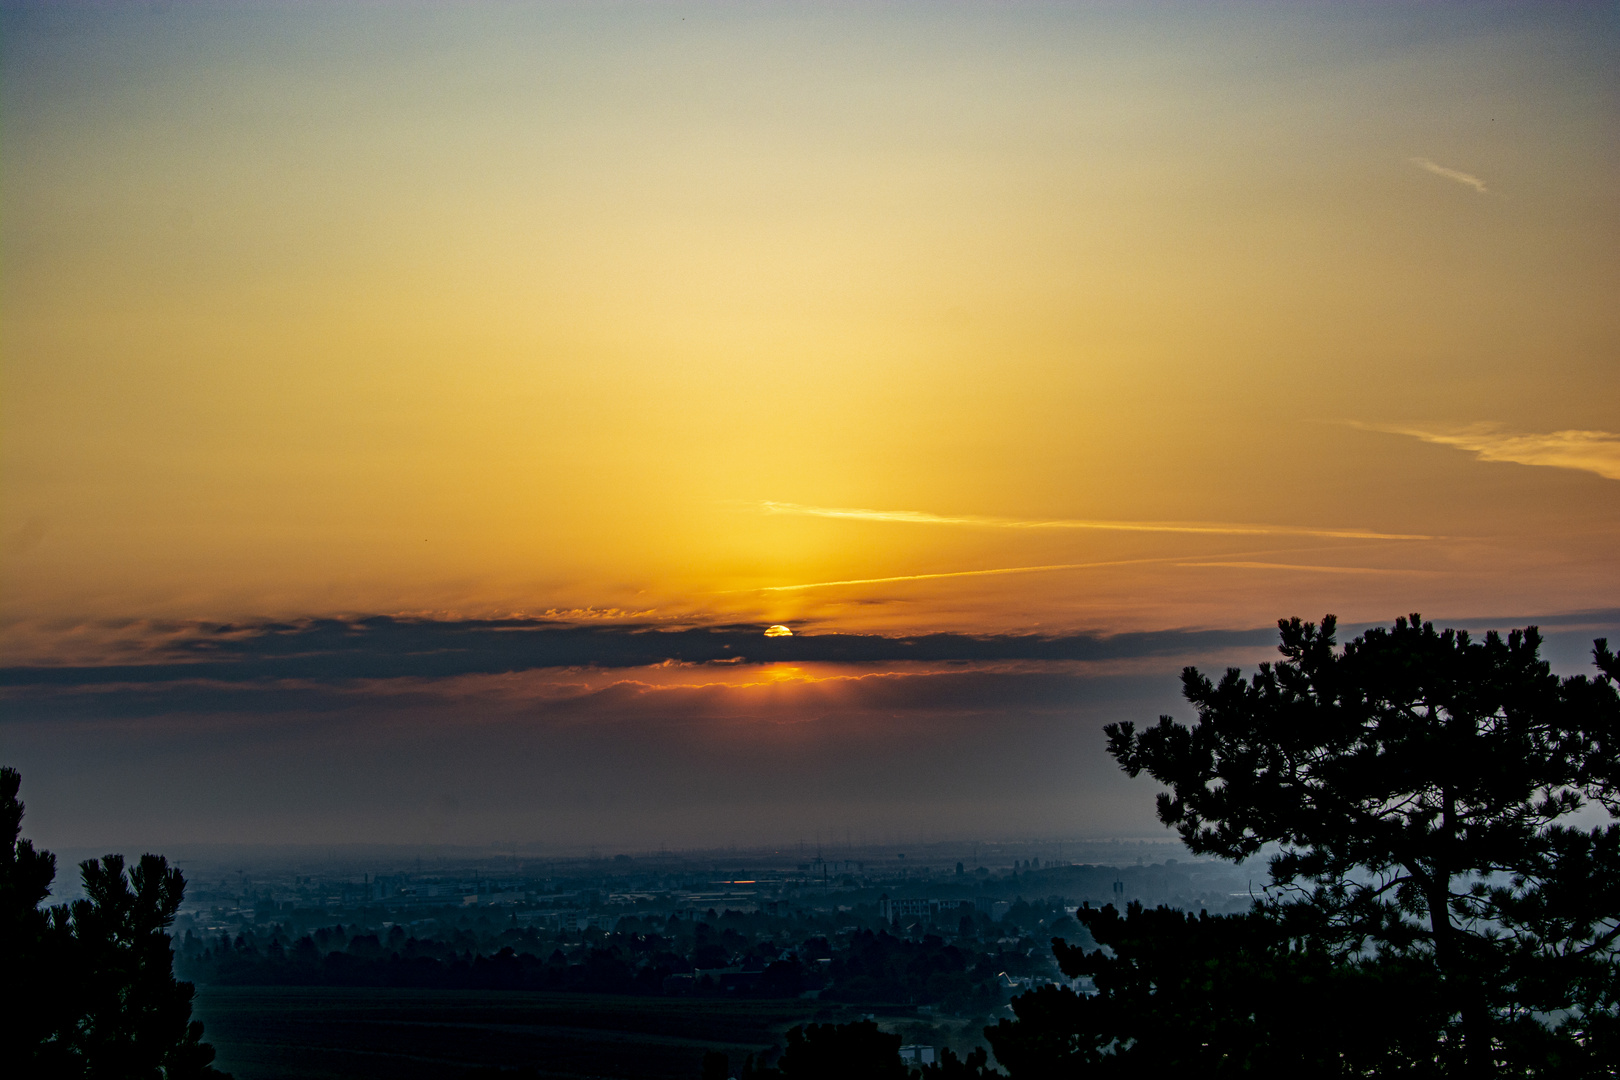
xmin=985 ymin=899 xmax=1450 ymax=1076
xmin=1104 ymin=614 xmax=1620 ymax=1076
xmin=1 ymin=766 xmax=229 ymax=1079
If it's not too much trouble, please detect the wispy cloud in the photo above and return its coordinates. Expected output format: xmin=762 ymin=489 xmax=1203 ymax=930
xmin=1172 ymin=561 xmax=1432 ymax=576
xmin=757 ymin=557 xmax=1171 ymax=593
xmin=759 ymin=502 xmax=1432 ymax=541
xmin=1409 ymin=157 xmax=1489 ymax=193
xmin=1356 ymin=423 xmax=1620 ymax=481
xmin=753 ymin=542 xmax=1433 ymax=592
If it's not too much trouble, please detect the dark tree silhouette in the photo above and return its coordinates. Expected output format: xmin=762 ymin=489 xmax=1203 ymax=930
xmin=1105 ymin=615 xmax=1620 ymax=1077
xmin=2 ymin=766 xmax=79 ymax=1076
xmin=68 ymin=853 xmax=228 ymax=1078
xmin=0 ymin=766 xmax=229 ymax=1079
xmin=701 ymin=1049 xmax=731 ymax=1080
xmin=737 ymin=1020 xmax=909 ymax=1080
xmin=915 ymin=1046 xmax=1000 ymax=1079
xmin=985 ymin=901 xmax=1450 ymax=1077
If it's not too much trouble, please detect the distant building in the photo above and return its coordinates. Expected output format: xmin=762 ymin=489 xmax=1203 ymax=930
xmin=898 ymin=1046 xmax=936 ymax=1064
xmin=879 ymin=895 xmax=976 ymax=925
xmin=973 ymin=897 xmax=1012 ymax=921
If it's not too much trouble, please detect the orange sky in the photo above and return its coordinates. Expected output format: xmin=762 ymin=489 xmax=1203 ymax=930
xmin=2 ymin=2 xmax=1617 ymax=846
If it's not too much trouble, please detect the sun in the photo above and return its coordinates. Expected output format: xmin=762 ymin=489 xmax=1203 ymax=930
xmin=763 ymin=624 xmax=794 ymax=637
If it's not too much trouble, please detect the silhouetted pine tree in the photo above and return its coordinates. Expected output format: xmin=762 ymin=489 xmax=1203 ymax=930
xmin=0 ymin=767 xmax=229 ymax=1079
xmin=985 ymin=901 xmax=1450 ymax=1076
xmin=1100 ymin=615 xmax=1620 ymax=1077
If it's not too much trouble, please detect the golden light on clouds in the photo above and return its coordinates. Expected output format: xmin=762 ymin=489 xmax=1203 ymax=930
xmin=1358 ymin=425 xmax=1620 ymax=483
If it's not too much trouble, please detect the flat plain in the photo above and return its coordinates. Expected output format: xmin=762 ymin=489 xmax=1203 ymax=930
xmin=193 ymin=987 xmax=834 ymax=1080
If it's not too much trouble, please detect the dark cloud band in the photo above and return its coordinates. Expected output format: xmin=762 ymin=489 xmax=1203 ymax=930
xmin=0 ymin=617 xmax=1277 ymax=688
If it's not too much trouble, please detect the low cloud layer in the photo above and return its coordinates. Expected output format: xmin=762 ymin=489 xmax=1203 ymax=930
xmin=0 ymin=618 xmax=1275 ymax=688
xmin=5 ymin=611 xmax=1614 ymax=849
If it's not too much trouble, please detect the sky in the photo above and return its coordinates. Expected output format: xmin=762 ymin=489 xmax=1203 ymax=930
xmin=3 ymin=1 xmax=1617 ymax=852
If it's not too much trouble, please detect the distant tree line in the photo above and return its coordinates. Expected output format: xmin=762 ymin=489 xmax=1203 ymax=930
xmin=177 ymin=918 xmax=1018 ymax=1012
xmin=2 ymin=767 xmax=229 ymax=1079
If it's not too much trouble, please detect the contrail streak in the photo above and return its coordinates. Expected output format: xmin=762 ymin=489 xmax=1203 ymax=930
xmin=1409 ymin=157 xmax=1489 ymax=193
xmin=755 ymin=557 xmax=1176 ymax=592
xmin=758 ymin=501 xmax=1433 ymax=541
xmin=751 ymin=544 xmax=1425 ymax=593
xmin=1173 ymin=561 xmax=1434 ymax=575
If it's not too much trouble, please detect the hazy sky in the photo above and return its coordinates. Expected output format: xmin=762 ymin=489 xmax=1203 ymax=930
xmin=3 ymin=2 xmax=1617 ymax=850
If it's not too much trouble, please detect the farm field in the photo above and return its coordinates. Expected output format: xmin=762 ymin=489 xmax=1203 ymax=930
xmin=191 ymin=987 xmax=835 ymax=1080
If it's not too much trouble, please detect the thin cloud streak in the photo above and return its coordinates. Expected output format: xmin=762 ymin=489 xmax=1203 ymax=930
xmin=753 ymin=542 xmax=1424 ymax=592
xmin=1357 ymin=423 xmax=1620 ymax=481
xmin=756 ymin=557 xmax=1172 ymax=593
xmin=759 ymin=501 xmax=1433 ymax=541
xmin=1410 ymin=157 xmax=1489 ymax=193
xmin=1173 ymin=561 xmax=1435 ymax=575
